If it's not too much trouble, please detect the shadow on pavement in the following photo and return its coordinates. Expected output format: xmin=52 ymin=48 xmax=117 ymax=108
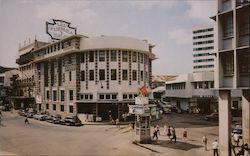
xmin=151 ymin=113 xmax=218 ymax=128
xmin=151 ymin=140 xmax=203 ymax=151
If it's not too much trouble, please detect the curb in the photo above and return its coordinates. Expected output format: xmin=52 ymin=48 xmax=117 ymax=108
xmin=83 ymin=122 xmax=132 ymax=126
xmin=132 ymin=141 xmax=161 ymax=154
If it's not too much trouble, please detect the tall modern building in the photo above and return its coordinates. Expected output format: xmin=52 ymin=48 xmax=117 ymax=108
xmin=193 ymin=27 xmax=215 ymax=73
xmin=211 ymin=0 xmax=249 ymax=155
xmin=16 ymin=35 xmax=156 ymax=121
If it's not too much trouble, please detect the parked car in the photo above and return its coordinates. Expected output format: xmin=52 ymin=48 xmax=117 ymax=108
xmin=45 ymin=115 xmax=61 ymax=124
xmin=33 ymin=114 xmax=47 ymax=121
xmin=26 ymin=112 xmax=35 ymax=118
xmin=162 ymin=106 xmax=171 ymax=114
xmin=2 ymin=104 xmax=10 ymax=111
xmin=60 ymin=116 xmax=82 ymax=126
xmin=52 ymin=115 xmax=62 ymax=124
xmin=45 ymin=116 xmax=54 ymax=123
xmin=18 ymin=110 xmax=27 ymax=116
xmin=204 ymin=112 xmax=219 ymax=121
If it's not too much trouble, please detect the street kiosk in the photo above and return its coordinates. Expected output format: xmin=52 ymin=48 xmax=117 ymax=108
xmin=129 ymin=96 xmax=156 ymax=143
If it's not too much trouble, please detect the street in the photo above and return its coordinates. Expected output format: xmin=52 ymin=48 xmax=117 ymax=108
xmin=0 ymin=111 xmax=219 ymax=156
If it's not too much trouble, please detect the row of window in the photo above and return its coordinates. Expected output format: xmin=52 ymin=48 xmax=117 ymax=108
xmin=193 ymin=65 xmax=214 ymax=69
xmin=19 ymin=63 xmax=34 ymax=72
xmin=80 ymin=94 xmax=93 ymax=100
xmin=81 ymin=69 xmax=147 ymax=81
xmin=123 ymin=93 xmax=138 ymax=100
xmin=193 ymin=40 xmax=214 ymax=45
xmin=37 ymin=38 xmax=79 ymax=56
xmin=193 ymin=81 xmax=214 ymax=89
xmin=166 ymin=83 xmax=186 ymax=90
xmin=45 ymin=104 xmax=73 ymax=113
xmin=99 ymin=94 xmax=117 ymax=100
xmin=193 ymin=28 xmax=213 ymax=34
xmin=221 ymin=51 xmax=250 ymax=76
xmin=193 ymin=53 xmax=211 ymax=57
xmin=80 ymin=51 xmax=149 ymax=64
xmin=193 ymin=58 xmax=214 ymax=63
xmin=166 ymin=82 xmax=214 ymax=90
xmin=222 ymin=15 xmax=233 ymax=38
xmin=46 ymin=90 xmax=73 ymax=101
xmin=193 ymin=46 xmax=214 ymax=51
xmin=193 ymin=34 xmax=214 ymax=40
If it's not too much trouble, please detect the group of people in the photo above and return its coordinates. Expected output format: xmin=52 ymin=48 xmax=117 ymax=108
xmin=164 ymin=125 xmax=178 ymax=143
xmin=237 ymin=143 xmax=249 ymax=156
xmin=152 ymin=125 xmax=179 ymax=143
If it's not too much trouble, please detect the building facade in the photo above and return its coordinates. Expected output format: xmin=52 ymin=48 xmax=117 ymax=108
xmin=0 ymin=68 xmax=19 ymax=108
xmin=211 ymin=0 xmax=249 ymax=155
xmin=193 ymin=27 xmax=215 ymax=73
xmin=16 ymin=35 xmax=156 ymax=121
xmin=165 ymin=72 xmax=217 ymax=114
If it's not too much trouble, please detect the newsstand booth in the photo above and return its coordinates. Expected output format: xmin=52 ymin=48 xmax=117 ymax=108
xmin=129 ymin=97 xmax=156 ymax=143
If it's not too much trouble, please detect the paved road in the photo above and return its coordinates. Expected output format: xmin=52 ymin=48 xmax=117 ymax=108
xmin=0 ymin=111 xmax=219 ymax=156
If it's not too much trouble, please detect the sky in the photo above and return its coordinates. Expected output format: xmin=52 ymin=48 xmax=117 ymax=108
xmin=0 ymin=0 xmax=216 ymax=75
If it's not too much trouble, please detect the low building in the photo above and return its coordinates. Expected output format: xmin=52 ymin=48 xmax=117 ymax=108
xmin=165 ymin=72 xmax=216 ymax=114
xmin=0 ymin=68 xmax=19 ymax=107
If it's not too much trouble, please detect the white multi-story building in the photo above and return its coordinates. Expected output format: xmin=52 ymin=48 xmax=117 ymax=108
xmin=193 ymin=27 xmax=215 ymax=72
xmin=211 ymin=0 xmax=249 ymax=155
xmin=165 ymin=72 xmax=217 ymax=114
xmin=16 ymin=35 xmax=156 ymax=121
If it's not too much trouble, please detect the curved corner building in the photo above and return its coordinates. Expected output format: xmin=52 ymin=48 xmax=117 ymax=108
xmin=16 ymin=35 xmax=156 ymax=120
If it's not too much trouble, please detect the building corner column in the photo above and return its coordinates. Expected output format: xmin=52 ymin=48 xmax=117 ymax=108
xmin=219 ymin=90 xmax=232 ymax=156
xmin=242 ymin=89 xmax=250 ymax=145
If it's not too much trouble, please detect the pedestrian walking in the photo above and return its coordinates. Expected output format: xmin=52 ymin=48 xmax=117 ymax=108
xmin=163 ymin=124 xmax=167 ymax=135
xmin=108 ymin=110 xmax=112 ymax=122
xmin=202 ymin=135 xmax=208 ymax=151
xmin=156 ymin=125 xmax=160 ymax=135
xmin=115 ymin=118 xmax=120 ymax=128
xmin=244 ymin=143 xmax=249 ymax=156
xmin=171 ymin=127 xmax=176 ymax=143
xmin=212 ymin=139 xmax=219 ymax=156
xmin=152 ymin=126 xmax=158 ymax=141
xmin=171 ymin=132 xmax=177 ymax=143
xmin=167 ymin=126 xmax=172 ymax=139
xmin=233 ymin=133 xmax=240 ymax=147
xmin=183 ymin=128 xmax=187 ymax=140
xmin=238 ymin=145 xmax=245 ymax=156
xmin=25 ymin=118 xmax=29 ymax=124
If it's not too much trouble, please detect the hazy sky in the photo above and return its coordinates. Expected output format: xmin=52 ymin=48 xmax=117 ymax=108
xmin=0 ymin=0 xmax=216 ymax=75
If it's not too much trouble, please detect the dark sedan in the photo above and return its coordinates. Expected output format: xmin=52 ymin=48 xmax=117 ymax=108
xmin=204 ymin=112 xmax=219 ymax=121
xmin=60 ymin=116 xmax=82 ymax=126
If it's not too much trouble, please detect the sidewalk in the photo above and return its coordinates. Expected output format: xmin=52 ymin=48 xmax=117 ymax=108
xmin=133 ymin=136 xmax=216 ymax=156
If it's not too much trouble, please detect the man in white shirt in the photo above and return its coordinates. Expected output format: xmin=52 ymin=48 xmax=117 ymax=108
xmin=212 ymin=139 xmax=219 ymax=156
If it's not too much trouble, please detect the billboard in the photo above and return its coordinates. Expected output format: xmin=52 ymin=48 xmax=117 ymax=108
xmin=46 ymin=19 xmax=77 ymax=40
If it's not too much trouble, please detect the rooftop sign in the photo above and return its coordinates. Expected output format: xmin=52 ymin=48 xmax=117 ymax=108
xmin=46 ymin=19 xmax=77 ymax=40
